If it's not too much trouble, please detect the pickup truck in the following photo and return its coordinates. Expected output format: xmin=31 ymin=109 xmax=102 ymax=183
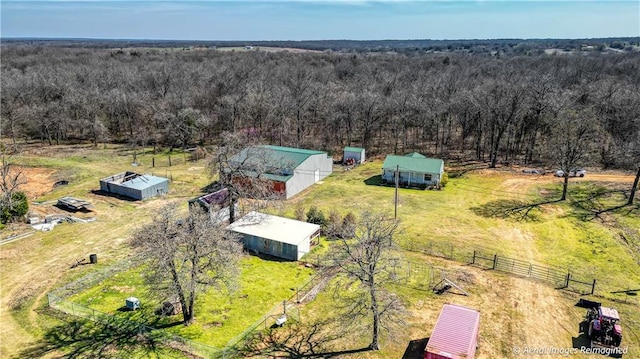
xmin=555 ymin=169 xmax=586 ymax=177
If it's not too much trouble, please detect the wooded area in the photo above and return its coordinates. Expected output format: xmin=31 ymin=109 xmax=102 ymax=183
xmin=1 ymin=45 xmax=639 ymax=169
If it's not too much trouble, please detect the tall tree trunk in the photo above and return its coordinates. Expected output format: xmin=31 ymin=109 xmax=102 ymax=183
xmin=561 ymin=175 xmax=569 ymax=201
xmin=369 ymin=284 xmax=380 ymax=350
xmin=170 ymin=265 xmax=190 ymax=324
xmin=629 ymin=167 xmax=640 ymax=205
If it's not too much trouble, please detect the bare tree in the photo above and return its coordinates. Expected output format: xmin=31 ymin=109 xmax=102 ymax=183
xmin=0 ymin=149 xmax=28 ymax=222
xmin=331 ymin=211 xmax=406 ymax=350
xmin=547 ymin=108 xmax=597 ymax=201
xmin=209 ymin=132 xmax=286 ymax=223
xmin=130 ymin=205 xmax=243 ymax=325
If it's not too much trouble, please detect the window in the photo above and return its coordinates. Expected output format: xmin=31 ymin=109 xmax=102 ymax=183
xmin=424 ymin=174 xmax=432 ymax=182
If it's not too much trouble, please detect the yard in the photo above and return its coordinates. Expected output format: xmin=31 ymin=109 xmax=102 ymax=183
xmin=1 ymin=145 xmax=638 ymax=358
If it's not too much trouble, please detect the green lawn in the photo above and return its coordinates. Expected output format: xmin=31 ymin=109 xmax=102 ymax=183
xmin=69 ymin=255 xmax=314 ymax=348
xmin=291 ymin=163 xmax=640 ymax=294
xmin=3 ymin=146 xmax=638 ymax=359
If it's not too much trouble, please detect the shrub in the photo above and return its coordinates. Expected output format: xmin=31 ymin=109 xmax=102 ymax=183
xmin=1 ymin=191 xmax=29 ymax=224
xmin=342 ymin=212 xmax=357 ymax=239
xmin=306 ymin=206 xmax=326 ymax=226
xmin=325 ymin=210 xmax=342 ymax=239
xmin=294 ymin=205 xmax=306 ymax=221
xmin=440 ymin=172 xmax=449 ymax=187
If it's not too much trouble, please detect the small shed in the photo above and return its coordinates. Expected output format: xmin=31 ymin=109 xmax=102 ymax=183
xmin=125 ymin=297 xmax=140 ymax=311
xmin=188 ymin=188 xmax=237 ymax=223
xmin=227 ymin=211 xmax=320 ymax=261
xmin=100 ymin=172 xmax=169 ymax=200
xmin=425 ymin=304 xmax=480 ymax=359
xmin=343 ymin=146 xmax=365 ymax=164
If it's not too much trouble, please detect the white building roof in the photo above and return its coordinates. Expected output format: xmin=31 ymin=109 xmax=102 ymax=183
xmin=227 ymin=211 xmax=320 ymax=246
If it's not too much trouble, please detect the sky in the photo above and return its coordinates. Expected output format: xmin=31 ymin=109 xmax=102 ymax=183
xmin=1 ymin=0 xmax=639 ymax=41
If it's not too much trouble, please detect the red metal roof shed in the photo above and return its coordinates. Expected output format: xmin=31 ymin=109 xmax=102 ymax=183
xmin=425 ymin=304 xmax=480 ymax=359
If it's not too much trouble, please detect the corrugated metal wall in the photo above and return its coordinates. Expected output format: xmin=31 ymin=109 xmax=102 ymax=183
xmin=286 ymin=154 xmax=332 ymax=198
xmin=242 ymin=234 xmax=300 ymax=261
xmin=99 ymin=179 xmax=168 ymax=200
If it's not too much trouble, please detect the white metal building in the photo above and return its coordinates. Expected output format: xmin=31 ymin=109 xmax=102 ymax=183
xmin=227 ymin=211 xmax=320 ymax=261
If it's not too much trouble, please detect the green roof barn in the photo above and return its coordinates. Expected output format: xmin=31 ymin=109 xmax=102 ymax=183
xmin=230 ymin=145 xmax=332 ymax=199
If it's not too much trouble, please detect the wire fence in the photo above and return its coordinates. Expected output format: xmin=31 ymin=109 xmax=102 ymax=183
xmin=47 ymin=256 xmax=328 ymax=359
xmin=400 ymin=239 xmax=639 ymax=305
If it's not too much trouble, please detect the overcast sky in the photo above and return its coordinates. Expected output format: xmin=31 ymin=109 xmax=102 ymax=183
xmin=1 ymin=1 xmax=639 ymax=41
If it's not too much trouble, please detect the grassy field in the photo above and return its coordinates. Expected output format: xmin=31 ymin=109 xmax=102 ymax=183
xmin=69 ymin=256 xmax=314 ymax=348
xmin=1 ymin=145 xmax=638 ymax=358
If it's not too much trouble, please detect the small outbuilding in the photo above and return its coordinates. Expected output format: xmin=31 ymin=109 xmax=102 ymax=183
xmin=226 ymin=211 xmax=320 ymax=261
xmin=100 ymin=172 xmax=169 ymax=200
xmin=188 ymin=188 xmax=237 ymax=223
xmin=343 ymin=146 xmax=365 ymax=165
xmin=424 ymin=304 xmax=480 ymax=359
xmin=381 ymin=152 xmax=444 ymax=188
xmin=125 ymin=297 xmax=140 ymax=311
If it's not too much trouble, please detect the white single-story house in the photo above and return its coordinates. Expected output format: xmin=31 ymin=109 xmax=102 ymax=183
xmin=381 ymin=152 xmax=444 ymax=188
xmin=229 ymin=145 xmax=332 ymax=199
xmin=227 ymin=211 xmax=320 ymax=261
xmin=343 ymin=146 xmax=365 ymax=164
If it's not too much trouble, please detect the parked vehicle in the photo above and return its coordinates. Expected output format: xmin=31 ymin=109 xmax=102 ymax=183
xmin=554 ymin=169 xmax=586 ymax=177
xmin=583 ymin=301 xmax=622 ymax=349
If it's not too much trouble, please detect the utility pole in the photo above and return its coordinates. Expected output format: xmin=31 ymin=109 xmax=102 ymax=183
xmin=394 ymin=165 xmax=399 ymax=220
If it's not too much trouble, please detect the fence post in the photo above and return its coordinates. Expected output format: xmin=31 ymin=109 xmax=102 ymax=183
xmin=492 ymin=254 xmax=497 ymax=269
xmin=591 ymin=279 xmax=596 ymax=295
xmin=565 ymin=272 xmax=571 ymax=288
xmin=472 ymin=250 xmax=476 ymax=265
xmin=169 ymin=155 xmax=172 ymax=166
xmin=152 ymin=157 xmax=155 ymax=167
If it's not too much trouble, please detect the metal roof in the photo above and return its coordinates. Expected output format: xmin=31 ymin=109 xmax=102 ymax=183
xmin=119 ymin=174 xmax=168 ymax=190
xmin=344 ymin=146 xmax=365 ymax=153
xmin=230 ymin=145 xmax=327 ymax=182
xmin=382 ymin=153 xmax=443 ymax=174
xmin=426 ymin=304 xmax=480 ymax=359
xmin=227 ymin=211 xmax=320 ymax=246
xmin=599 ymin=307 xmax=620 ymax=320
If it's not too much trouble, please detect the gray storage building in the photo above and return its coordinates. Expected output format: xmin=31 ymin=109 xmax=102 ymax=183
xmin=227 ymin=211 xmax=320 ymax=261
xmin=100 ymin=172 xmax=169 ymax=200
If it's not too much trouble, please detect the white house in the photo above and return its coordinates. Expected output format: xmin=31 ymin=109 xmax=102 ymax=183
xmin=381 ymin=152 xmax=444 ymax=188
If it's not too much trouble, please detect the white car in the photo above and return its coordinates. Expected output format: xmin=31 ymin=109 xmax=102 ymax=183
xmin=555 ymin=169 xmax=586 ymax=177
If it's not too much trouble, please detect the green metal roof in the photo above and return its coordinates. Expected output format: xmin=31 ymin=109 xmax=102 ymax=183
xmin=405 ymin=152 xmax=426 ymax=158
xmin=230 ymin=145 xmax=326 ymax=182
xmin=382 ymin=153 xmax=444 ymax=174
xmin=344 ymin=146 xmax=365 ymax=153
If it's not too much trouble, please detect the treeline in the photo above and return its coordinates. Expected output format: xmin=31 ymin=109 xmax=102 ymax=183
xmin=3 ymin=37 xmax=639 ymax=54
xmin=1 ymin=46 xmax=639 ymax=169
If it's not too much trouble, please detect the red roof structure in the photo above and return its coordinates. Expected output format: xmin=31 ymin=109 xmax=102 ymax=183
xmin=425 ymin=304 xmax=480 ymax=359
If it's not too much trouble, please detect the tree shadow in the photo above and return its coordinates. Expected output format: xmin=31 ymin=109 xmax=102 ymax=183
xmin=15 ymin=315 xmax=169 ymax=359
xmin=236 ymin=318 xmax=372 ymax=358
xmin=470 ymin=199 xmax=560 ymax=222
xmin=551 ymin=183 xmax=639 ymax=221
xmin=364 ymin=175 xmax=382 ymax=186
xmin=402 ymin=337 xmax=429 ymax=359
